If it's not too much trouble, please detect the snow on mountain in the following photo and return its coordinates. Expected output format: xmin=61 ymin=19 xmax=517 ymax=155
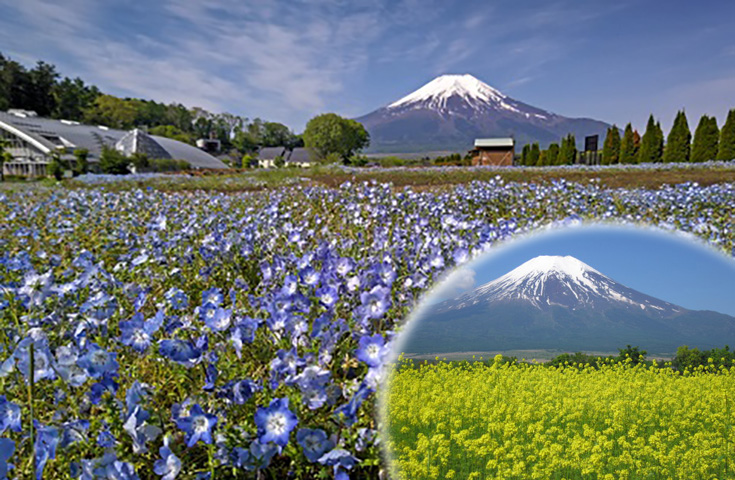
xmin=440 ymin=255 xmax=684 ymax=316
xmin=355 ymin=73 xmax=610 ymax=153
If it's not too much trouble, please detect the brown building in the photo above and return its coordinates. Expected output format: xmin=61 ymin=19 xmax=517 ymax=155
xmin=470 ymin=138 xmax=515 ymax=166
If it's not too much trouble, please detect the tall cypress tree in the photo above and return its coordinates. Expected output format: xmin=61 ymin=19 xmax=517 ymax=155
xmin=638 ymin=115 xmax=664 ymax=163
xmin=558 ymin=134 xmax=577 ymax=165
xmin=718 ymin=109 xmax=735 ymax=160
xmin=529 ymin=142 xmax=540 ymax=166
xmin=546 ymin=143 xmax=559 ymax=166
xmin=521 ymin=144 xmax=531 ymax=165
xmin=619 ymin=124 xmax=636 ymax=164
xmin=663 ymin=110 xmax=691 ymax=163
xmin=602 ymin=125 xmax=621 ymax=165
xmin=691 ymin=115 xmax=719 ymax=163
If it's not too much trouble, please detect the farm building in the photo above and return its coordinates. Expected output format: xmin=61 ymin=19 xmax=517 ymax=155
xmin=258 ymin=147 xmax=315 ymax=168
xmin=469 ymin=138 xmax=515 ymax=166
xmin=0 ymin=109 xmax=228 ymax=176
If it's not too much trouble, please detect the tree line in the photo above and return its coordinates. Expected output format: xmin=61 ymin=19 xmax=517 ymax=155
xmin=0 ymin=51 xmax=301 ymax=156
xmin=518 ymin=109 xmax=735 ymax=166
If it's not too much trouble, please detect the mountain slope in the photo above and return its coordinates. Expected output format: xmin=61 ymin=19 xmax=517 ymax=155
xmin=356 ymin=74 xmax=610 ymax=153
xmin=403 ymin=256 xmax=735 ymax=355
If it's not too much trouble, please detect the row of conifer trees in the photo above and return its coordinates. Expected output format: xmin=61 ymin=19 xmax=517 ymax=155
xmin=518 ymin=109 xmax=735 ymax=166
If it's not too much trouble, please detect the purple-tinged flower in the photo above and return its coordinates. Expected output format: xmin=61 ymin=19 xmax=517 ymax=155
xmin=335 ymin=383 xmax=372 ymax=426
xmin=231 ymin=440 xmax=280 ymax=471
xmin=299 ymin=266 xmax=320 ymax=287
xmin=355 ymin=334 xmax=388 ymax=368
xmin=297 ymin=429 xmax=334 ymax=462
xmin=359 ymin=286 xmax=391 ymax=319
xmin=316 ymin=285 xmax=339 ymax=309
xmin=119 ymin=313 xmax=160 ymax=353
xmin=317 ymin=448 xmax=359 ymax=470
xmin=230 ymin=317 xmax=260 ymax=357
xmin=97 ymin=427 xmax=117 ymax=448
xmin=219 ymin=379 xmax=259 ymax=405
xmin=452 ymin=247 xmax=469 ymax=264
xmin=0 ymin=437 xmax=14 ymax=479
xmin=154 ymin=436 xmax=181 ymax=480
xmin=254 ymin=397 xmax=298 ymax=447
xmin=335 ymin=257 xmax=355 ymax=277
xmin=175 ymin=404 xmax=217 ymax=447
xmin=0 ymin=395 xmax=21 ymax=434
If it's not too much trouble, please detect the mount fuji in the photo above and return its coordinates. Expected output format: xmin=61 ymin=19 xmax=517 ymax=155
xmin=355 ymin=74 xmax=610 ymax=153
xmin=403 ymin=256 xmax=735 ymax=355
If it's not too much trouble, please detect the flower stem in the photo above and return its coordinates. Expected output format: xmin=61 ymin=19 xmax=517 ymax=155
xmin=209 ymin=441 xmax=216 ymax=479
xmin=28 ymin=342 xmax=36 ymax=480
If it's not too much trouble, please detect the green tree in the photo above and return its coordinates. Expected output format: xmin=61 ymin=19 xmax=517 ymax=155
xmin=545 ymin=143 xmax=559 ymax=166
xmin=617 ymin=345 xmax=647 ymax=365
xmin=602 ymin=125 xmax=621 ymax=165
xmin=663 ymin=110 xmax=691 ymax=163
xmin=99 ymin=146 xmax=130 ymax=174
xmin=303 ymin=113 xmax=370 ymax=162
xmin=520 ymin=144 xmax=531 ymax=165
xmin=619 ymin=124 xmax=636 ymax=164
xmin=0 ymin=138 xmax=10 ymax=181
xmin=529 ymin=142 xmax=540 ymax=166
xmin=52 ymin=77 xmax=100 ymax=120
xmin=691 ymin=115 xmax=719 ymax=163
xmin=148 ymin=125 xmax=194 ymax=145
xmin=47 ymin=151 xmax=64 ymax=180
xmin=83 ymin=95 xmax=141 ymax=129
xmin=72 ymin=148 xmax=89 ymax=176
xmin=558 ymin=134 xmax=577 ymax=165
xmin=718 ymin=109 xmax=735 ymax=160
xmin=637 ymin=115 xmax=663 ymax=163
xmin=261 ymin=122 xmax=298 ymax=148
xmin=673 ymin=345 xmax=705 ymax=371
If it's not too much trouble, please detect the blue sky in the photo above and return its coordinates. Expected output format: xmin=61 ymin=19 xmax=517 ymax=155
xmin=1 ymin=1 xmax=735 ymax=132
xmin=430 ymin=225 xmax=735 ymax=316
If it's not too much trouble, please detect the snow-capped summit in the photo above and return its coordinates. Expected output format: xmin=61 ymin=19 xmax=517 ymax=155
xmin=388 ymin=74 xmax=511 ymax=111
xmin=443 ymin=255 xmax=683 ymax=315
xmin=355 ymin=73 xmax=610 ymax=153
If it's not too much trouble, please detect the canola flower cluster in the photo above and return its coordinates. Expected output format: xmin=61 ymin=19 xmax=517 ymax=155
xmin=0 ymin=176 xmax=733 ymax=478
xmin=385 ymin=357 xmax=735 ymax=480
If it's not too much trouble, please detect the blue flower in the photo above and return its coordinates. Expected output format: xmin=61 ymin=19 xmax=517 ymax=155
xmin=88 ymin=374 xmax=119 ymax=405
xmin=202 ymin=305 xmax=231 ymax=332
xmin=159 ymin=339 xmax=201 ymax=367
xmin=201 ymin=287 xmax=224 ymax=307
xmin=153 ymin=436 xmax=181 ymax=480
xmin=335 ymin=383 xmax=372 ymax=426
xmin=0 ymin=438 xmax=14 ymax=479
xmin=254 ymin=397 xmax=298 ymax=447
xmin=55 ymin=345 xmax=88 ymax=387
xmin=0 ymin=395 xmax=21 ymax=434
xmin=97 ymin=427 xmax=117 ymax=448
xmin=119 ymin=313 xmax=160 ymax=353
xmin=60 ymin=419 xmax=90 ymax=448
xmin=175 ymin=404 xmax=217 ymax=447
xmin=35 ymin=421 xmax=60 ymax=480
xmin=14 ymin=337 xmax=56 ymax=382
xmin=317 ymin=448 xmax=359 ymax=470
xmin=355 ymin=334 xmax=388 ymax=368
xmin=316 ymin=285 xmax=339 ymax=308
xmin=296 ymin=428 xmax=334 ymax=462
xmin=78 ymin=344 xmax=118 ymax=379
xmin=359 ymin=285 xmax=391 ymax=319
xmin=165 ymin=288 xmax=188 ymax=310
xmin=124 ymin=405 xmax=162 ymax=454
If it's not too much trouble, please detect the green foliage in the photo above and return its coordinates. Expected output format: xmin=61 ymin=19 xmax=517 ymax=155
xmin=72 ymin=148 xmax=89 ymax=176
xmin=99 ymin=146 xmax=130 ymax=175
xmin=148 ymin=125 xmax=194 ymax=145
xmin=83 ymin=94 xmax=141 ymax=129
xmin=691 ymin=115 xmax=719 ymax=163
xmin=529 ymin=142 xmax=540 ymax=166
xmin=619 ymin=123 xmax=638 ymax=164
xmin=637 ymin=115 xmax=664 ymax=163
xmin=558 ymin=134 xmax=577 ymax=165
xmin=718 ymin=109 xmax=735 ymax=160
xmin=617 ymin=345 xmax=647 ymax=365
xmin=520 ymin=144 xmax=531 ymax=165
xmin=130 ymin=152 xmax=150 ymax=170
xmin=273 ymin=155 xmax=285 ymax=168
xmin=549 ymin=352 xmax=603 ymax=368
xmin=241 ymin=154 xmax=257 ymax=169
xmin=602 ymin=125 xmax=621 ymax=165
xmin=303 ymin=113 xmax=370 ymax=162
xmin=347 ymin=154 xmax=369 ymax=167
xmin=0 ymin=138 xmax=9 ymax=181
xmin=47 ymin=154 xmax=64 ymax=180
xmin=52 ymin=77 xmax=100 ymax=120
xmin=663 ymin=110 xmax=691 ymax=163
xmin=545 ymin=143 xmax=560 ymax=166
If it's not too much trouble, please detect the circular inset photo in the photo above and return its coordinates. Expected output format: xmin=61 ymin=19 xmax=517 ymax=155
xmin=381 ymin=225 xmax=735 ymax=480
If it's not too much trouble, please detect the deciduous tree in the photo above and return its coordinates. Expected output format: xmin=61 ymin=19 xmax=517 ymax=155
xmin=303 ymin=113 xmax=370 ymax=162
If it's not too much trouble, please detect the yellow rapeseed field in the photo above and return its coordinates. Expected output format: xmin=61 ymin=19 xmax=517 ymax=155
xmin=384 ymin=355 xmax=735 ymax=480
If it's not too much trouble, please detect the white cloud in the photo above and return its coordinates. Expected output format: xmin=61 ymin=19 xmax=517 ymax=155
xmin=430 ymin=267 xmax=477 ymax=302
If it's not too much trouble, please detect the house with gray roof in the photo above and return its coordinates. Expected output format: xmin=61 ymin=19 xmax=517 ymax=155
xmin=257 ymin=146 xmax=315 ymax=168
xmin=0 ymin=109 xmax=228 ymax=176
